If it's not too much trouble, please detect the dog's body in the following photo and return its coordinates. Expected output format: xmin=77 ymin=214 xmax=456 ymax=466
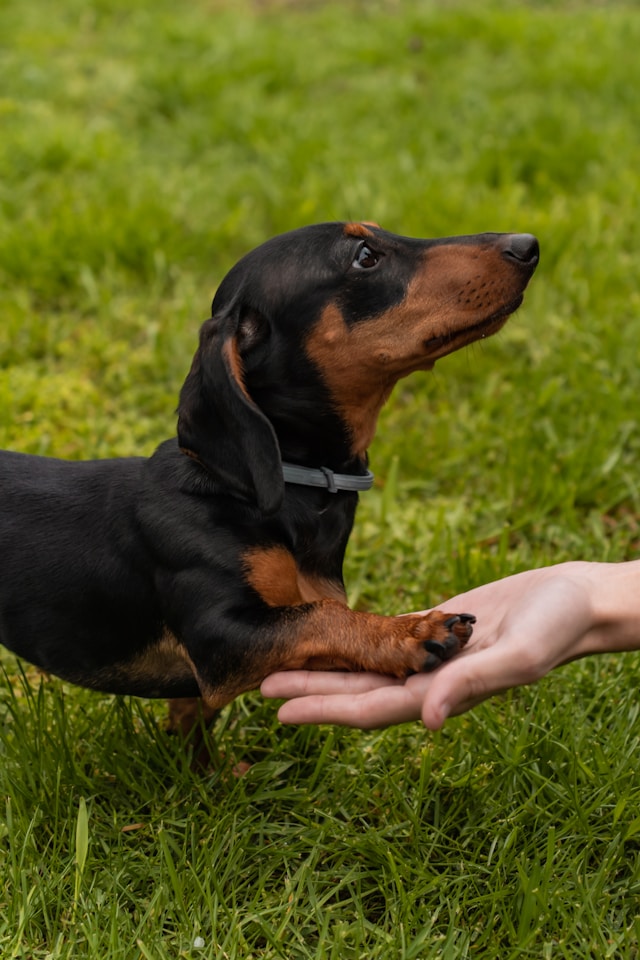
xmin=0 ymin=223 xmax=538 ymax=718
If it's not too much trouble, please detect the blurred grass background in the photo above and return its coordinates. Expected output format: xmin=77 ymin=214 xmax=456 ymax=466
xmin=1 ymin=1 xmax=640 ymax=957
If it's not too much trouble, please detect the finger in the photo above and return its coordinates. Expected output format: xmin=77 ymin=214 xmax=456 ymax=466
xmin=420 ymin=642 xmax=542 ymax=730
xmin=261 ymin=670 xmax=401 ymax=699
xmin=276 ymin=683 xmax=424 ymax=729
xmin=422 ymin=577 xmax=598 ymax=728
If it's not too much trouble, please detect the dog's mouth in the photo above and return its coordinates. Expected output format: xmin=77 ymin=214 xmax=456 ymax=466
xmin=422 ymin=294 xmax=524 ymax=358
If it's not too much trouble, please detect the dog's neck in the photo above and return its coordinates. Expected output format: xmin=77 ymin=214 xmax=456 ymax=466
xmin=251 ymin=385 xmax=368 ymax=477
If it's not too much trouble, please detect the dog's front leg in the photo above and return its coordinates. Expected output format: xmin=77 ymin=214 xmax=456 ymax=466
xmin=183 ymin=600 xmax=475 ymax=713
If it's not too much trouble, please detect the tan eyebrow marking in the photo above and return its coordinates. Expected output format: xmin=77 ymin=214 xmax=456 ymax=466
xmin=344 ymin=222 xmax=376 ymax=238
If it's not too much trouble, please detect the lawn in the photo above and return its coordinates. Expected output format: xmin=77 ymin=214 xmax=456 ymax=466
xmin=1 ymin=0 xmax=640 ymax=956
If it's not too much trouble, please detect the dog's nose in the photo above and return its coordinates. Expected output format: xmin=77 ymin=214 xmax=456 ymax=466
xmin=501 ymin=233 xmax=540 ymax=266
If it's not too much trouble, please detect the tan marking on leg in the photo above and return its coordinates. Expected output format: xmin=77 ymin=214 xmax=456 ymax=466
xmin=71 ymin=629 xmax=198 ymax=696
xmin=197 ymin=605 xmax=473 ymax=711
xmin=243 ymin=545 xmax=347 ymax=607
xmin=243 ymin=546 xmax=305 ymax=606
xmin=167 ymin=696 xmax=221 ymax=769
xmin=167 ymin=696 xmax=219 ymax=736
xmin=122 ymin=629 xmax=197 ymax=689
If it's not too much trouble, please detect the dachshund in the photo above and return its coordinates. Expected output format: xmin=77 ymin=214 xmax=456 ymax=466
xmin=0 ymin=222 xmax=538 ymax=740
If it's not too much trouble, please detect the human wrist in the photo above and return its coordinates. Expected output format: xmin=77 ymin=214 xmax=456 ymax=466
xmin=576 ymin=560 xmax=640 ymax=656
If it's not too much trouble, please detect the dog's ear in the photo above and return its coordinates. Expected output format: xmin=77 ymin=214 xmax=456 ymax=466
xmin=177 ymin=311 xmax=283 ymax=515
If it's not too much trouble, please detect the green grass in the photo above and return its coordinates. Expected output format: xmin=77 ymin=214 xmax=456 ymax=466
xmin=2 ymin=0 xmax=640 ymax=956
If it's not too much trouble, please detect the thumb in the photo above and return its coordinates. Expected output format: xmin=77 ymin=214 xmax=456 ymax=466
xmin=420 ymin=643 xmax=535 ymax=730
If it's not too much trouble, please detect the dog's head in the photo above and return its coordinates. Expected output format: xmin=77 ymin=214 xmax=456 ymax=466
xmin=178 ymin=222 xmax=539 ymax=513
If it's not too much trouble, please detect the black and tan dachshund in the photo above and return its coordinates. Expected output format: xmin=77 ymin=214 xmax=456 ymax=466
xmin=0 ymin=222 xmax=538 ymax=736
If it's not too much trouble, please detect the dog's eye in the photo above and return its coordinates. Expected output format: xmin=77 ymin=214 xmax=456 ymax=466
xmin=353 ymin=244 xmax=380 ymax=270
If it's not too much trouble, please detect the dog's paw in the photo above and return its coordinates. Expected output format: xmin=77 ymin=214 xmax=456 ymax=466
xmin=423 ymin=613 xmax=475 ymax=669
xmin=406 ymin=611 xmax=475 ymax=672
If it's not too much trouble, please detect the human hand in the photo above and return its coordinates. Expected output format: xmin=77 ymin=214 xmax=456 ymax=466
xmin=261 ymin=561 xmax=640 ymax=729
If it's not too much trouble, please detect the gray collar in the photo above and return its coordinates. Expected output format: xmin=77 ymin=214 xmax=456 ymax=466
xmin=281 ymin=462 xmax=375 ymax=493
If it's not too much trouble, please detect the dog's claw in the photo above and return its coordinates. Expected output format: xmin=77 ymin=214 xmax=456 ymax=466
xmin=458 ymin=613 xmax=476 ymax=625
xmin=443 ymin=613 xmax=476 ymax=629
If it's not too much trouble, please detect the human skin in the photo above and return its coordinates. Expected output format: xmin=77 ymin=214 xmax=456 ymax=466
xmin=261 ymin=561 xmax=640 ymax=730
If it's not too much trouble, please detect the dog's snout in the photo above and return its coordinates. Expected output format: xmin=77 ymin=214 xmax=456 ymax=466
xmin=500 ymin=233 xmax=539 ymax=266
